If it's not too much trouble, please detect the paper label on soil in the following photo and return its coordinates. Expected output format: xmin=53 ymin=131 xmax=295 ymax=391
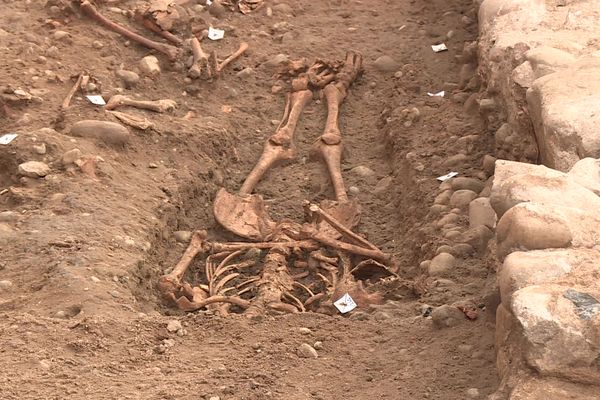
xmin=334 ymin=293 xmax=357 ymax=314
xmin=0 ymin=133 xmax=18 ymax=145
xmin=208 ymin=27 xmax=225 ymax=40
xmin=86 ymin=95 xmax=106 ymax=106
xmin=437 ymin=172 xmax=458 ymax=182
xmin=427 ymin=91 xmax=445 ymax=97
xmin=431 ymin=43 xmax=448 ymax=52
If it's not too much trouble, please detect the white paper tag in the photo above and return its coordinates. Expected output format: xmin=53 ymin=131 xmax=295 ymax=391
xmin=437 ymin=172 xmax=458 ymax=182
xmin=86 ymin=95 xmax=106 ymax=105
xmin=0 ymin=133 xmax=18 ymax=145
xmin=427 ymin=91 xmax=445 ymax=97
xmin=431 ymin=43 xmax=448 ymax=53
xmin=333 ymin=293 xmax=357 ymax=314
xmin=208 ymin=27 xmax=225 ymax=41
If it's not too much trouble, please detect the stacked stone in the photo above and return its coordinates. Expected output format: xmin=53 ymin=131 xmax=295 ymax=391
xmin=477 ymin=0 xmax=600 ymax=398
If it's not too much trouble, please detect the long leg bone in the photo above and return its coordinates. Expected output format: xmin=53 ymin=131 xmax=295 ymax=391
xmin=239 ymin=89 xmax=313 ymax=195
xmin=105 ymin=94 xmax=177 ymax=112
xmin=311 ymin=52 xmax=363 ymax=202
xmin=80 ymin=0 xmax=180 ymax=61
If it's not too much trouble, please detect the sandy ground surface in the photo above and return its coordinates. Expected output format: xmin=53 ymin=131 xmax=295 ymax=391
xmin=0 ymin=0 xmax=499 ymax=398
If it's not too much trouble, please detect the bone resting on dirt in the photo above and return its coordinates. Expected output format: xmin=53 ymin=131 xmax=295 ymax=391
xmin=160 ymin=51 xmax=396 ymax=316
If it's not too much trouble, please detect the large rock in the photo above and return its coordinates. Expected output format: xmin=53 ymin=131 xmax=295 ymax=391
xmin=525 ymin=46 xmax=576 ymax=78
xmin=527 ymin=63 xmax=600 ymax=171
xmin=478 ymin=0 xmax=545 ymax=29
xmin=69 ymin=120 xmax=130 ymax=146
xmin=569 ymin=157 xmax=600 ymax=196
xmin=490 ymin=169 xmax=600 ymax=218
xmin=498 ymin=249 xmax=600 ymax=305
xmin=509 ymin=377 xmax=600 ymax=400
xmin=511 ymin=283 xmax=600 ymax=383
xmin=496 ymin=202 xmax=600 ymax=259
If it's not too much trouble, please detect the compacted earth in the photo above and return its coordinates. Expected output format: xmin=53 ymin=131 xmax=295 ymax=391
xmin=0 ymin=0 xmax=500 ymax=398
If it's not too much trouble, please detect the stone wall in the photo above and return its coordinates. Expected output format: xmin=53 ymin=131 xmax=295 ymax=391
xmin=477 ymin=0 xmax=600 ymax=398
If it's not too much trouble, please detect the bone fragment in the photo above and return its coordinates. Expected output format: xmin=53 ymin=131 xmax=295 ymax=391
xmin=105 ymin=94 xmax=177 ymax=113
xmin=62 ymin=72 xmax=84 ymax=110
xmin=80 ymin=0 xmax=180 ymax=61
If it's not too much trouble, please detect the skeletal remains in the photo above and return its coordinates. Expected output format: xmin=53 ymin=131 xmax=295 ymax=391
xmin=159 ymin=52 xmax=399 ymax=316
xmin=76 ymin=0 xmax=248 ymax=78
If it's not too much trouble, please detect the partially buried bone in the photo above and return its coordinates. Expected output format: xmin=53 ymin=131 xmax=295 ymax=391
xmin=105 ymin=94 xmax=176 ymax=113
xmin=311 ymin=52 xmax=363 ymax=203
xmin=189 ymin=37 xmax=249 ymax=80
xmin=79 ymin=0 xmax=180 ymax=61
xmin=107 ymin=110 xmax=154 ymax=130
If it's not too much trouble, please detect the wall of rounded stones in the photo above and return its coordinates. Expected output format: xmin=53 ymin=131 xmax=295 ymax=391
xmin=476 ymin=0 xmax=600 ymax=398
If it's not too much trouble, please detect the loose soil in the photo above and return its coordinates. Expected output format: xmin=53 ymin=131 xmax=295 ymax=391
xmin=0 ymin=0 xmax=500 ymax=399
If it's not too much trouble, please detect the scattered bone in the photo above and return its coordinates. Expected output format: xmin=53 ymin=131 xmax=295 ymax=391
xmin=79 ymin=0 xmax=180 ymax=61
xmin=61 ymin=72 xmax=84 ymax=110
xmin=105 ymin=95 xmax=176 ymax=113
xmin=107 ymin=110 xmax=155 ymax=130
xmin=238 ymin=0 xmax=265 ymax=14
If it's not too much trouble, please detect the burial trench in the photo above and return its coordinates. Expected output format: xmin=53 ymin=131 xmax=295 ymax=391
xmin=130 ymin=0 xmax=505 ymax=396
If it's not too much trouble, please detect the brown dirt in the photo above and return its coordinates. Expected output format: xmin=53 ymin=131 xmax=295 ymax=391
xmin=0 ymin=0 xmax=500 ymax=399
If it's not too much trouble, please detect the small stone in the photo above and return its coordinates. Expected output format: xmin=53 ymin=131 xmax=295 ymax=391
xmin=298 ymin=327 xmax=312 ymax=335
xmin=394 ymin=71 xmax=403 ymax=78
xmin=351 ymin=165 xmax=375 ymax=178
xmin=428 ymin=253 xmax=455 ymax=277
xmin=459 ymin=225 xmax=493 ymax=252
xmin=166 ymin=320 xmax=183 ymax=333
xmin=45 ymin=46 xmax=60 ymax=58
xmin=482 ymin=155 xmax=496 ymax=177
xmin=374 ymin=176 xmax=393 ymax=195
xmin=207 ymin=0 xmax=226 ymax=18
xmin=298 ymin=343 xmax=318 ymax=358
xmin=0 ymin=211 xmax=19 ymax=223
xmin=313 ymin=341 xmax=323 ymax=350
xmin=52 ymin=30 xmax=70 ymax=40
xmin=348 ymin=186 xmax=360 ymax=196
xmin=33 ymin=143 xmax=46 ymax=155
xmin=35 ymin=56 xmax=47 ymax=64
xmin=116 ymin=69 xmax=140 ymax=88
xmin=450 ymin=190 xmax=477 ymax=209
xmin=109 ymin=290 xmax=120 ymax=298
xmin=209 ymin=397 xmax=221 ymax=400
xmin=139 ymin=55 xmax=161 ymax=76
xmin=466 ymin=388 xmax=480 ymax=398
xmin=18 ymin=161 xmax=50 ymax=178
xmin=62 ymin=148 xmax=82 ymax=165
xmin=452 ymin=243 xmax=474 ymax=257
xmin=92 ymin=40 xmax=104 ymax=49
xmin=174 ymin=231 xmax=192 ymax=243
xmin=70 ymin=120 xmax=130 ymax=147
xmin=148 ymin=163 xmax=158 ymax=169
xmin=0 ymin=280 xmax=13 ymax=291
xmin=272 ymin=3 xmax=293 ymax=15
xmin=265 ymin=54 xmax=289 ymax=68
xmin=431 ymin=304 xmax=464 ymax=328
xmin=436 ymin=245 xmax=454 ymax=255
xmin=373 ymin=55 xmax=400 ymax=72
xmin=54 ymin=310 xmax=68 ymax=319
xmin=236 ymin=67 xmax=254 ymax=79
xmin=478 ymin=98 xmax=495 ymax=112
xmin=458 ymin=344 xmax=474 ymax=353
xmin=90 ymin=276 xmax=100 ymax=283
xmin=450 ymin=177 xmax=483 ymax=193
xmin=434 ymin=190 xmax=453 ymax=205
xmin=443 ymin=154 xmax=468 ymax=168
xmin=469 ymin=197 xmax=496 ymax=229
xmin=373 ymin=311 xmax=391 ymax=321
